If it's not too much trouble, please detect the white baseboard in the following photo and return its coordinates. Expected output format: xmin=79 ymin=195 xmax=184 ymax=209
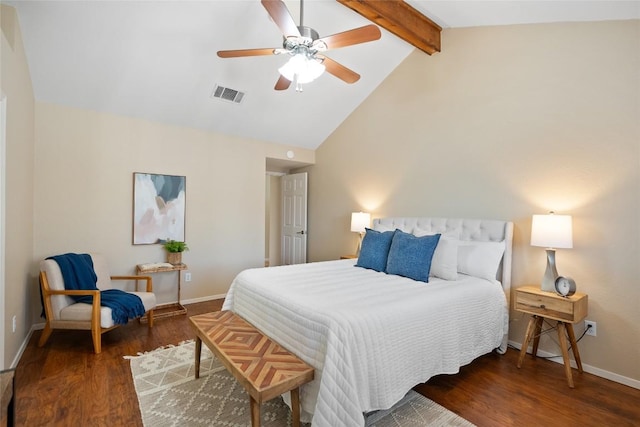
xmin=181 ymin=293 xmax=226 ymax=305
xmin=10 ymin=324 xmax=41 ymax=368
xmin=150 ymin=293 xmax=227 ymax=308
xmin=508 ymin=340 xmax=640 ymax=390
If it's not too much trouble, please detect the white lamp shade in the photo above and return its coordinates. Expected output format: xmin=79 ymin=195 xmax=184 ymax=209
xmin=531 ymin=214 xmax=573 ymax=249
xmin=350 ymin=212 xmax=371 ymax=233
xmin=278 ymin=54 xmax=325 ymax=84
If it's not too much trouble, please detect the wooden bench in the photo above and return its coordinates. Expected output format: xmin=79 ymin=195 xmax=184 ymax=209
xmin=189 ymin=311 xmax=314 ymax=427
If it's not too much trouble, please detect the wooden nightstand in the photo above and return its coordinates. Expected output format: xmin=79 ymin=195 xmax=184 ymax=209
xmin=515 ymin=285 xmax=588 ymax=388
xmin=340 ymin=255 xmax=358 ymax=259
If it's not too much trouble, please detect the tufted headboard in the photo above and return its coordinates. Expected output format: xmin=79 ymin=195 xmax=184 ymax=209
xmin=372 ymin=217 xmax=513 ymax=283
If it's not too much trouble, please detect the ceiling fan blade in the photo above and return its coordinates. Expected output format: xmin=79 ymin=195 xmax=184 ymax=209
xmin=261 ymin=0 xmax=301 ymax=38
xmin=316 ymin=24 xmax=381 ymax=50
xmin=274 ymin=75 xmax=291 ymax=91
xmin=217 ymin=48 xmax=277 ymax=58
xmin=318 ymin=55 xmax=360 ymax=84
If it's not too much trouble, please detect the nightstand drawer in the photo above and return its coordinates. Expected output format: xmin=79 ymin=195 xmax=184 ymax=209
xmin=515 ymin=286 xmax=587 ymax=323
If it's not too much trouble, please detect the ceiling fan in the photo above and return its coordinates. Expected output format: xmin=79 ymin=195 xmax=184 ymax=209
xmin=217 ymin=0 xmax=381 ymax=92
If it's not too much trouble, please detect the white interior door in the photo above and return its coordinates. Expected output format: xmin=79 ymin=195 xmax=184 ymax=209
xmin=281 ymin=172 xmax=307 ymax=265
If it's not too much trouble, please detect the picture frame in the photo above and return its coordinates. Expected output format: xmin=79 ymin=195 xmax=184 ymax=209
xmin=132 ymin=172 xmax=186 ymax=245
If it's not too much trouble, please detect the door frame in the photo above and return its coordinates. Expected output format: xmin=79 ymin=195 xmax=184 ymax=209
xmin=0 ymin=93 xmax=7 ymax=368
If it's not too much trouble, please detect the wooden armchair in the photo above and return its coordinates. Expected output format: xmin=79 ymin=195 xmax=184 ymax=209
xmin=39 ymin=253 xmax=156 ymax=353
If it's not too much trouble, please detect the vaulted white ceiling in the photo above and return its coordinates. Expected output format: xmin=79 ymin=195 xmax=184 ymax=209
xmin=7 ymin=1 xmax=639 ymax=149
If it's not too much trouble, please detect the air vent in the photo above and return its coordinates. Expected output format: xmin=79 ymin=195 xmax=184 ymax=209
xmin=211 ymin=85 xmax=245 ymax=104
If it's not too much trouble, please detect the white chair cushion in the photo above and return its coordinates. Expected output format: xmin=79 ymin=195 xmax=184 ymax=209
xmin=59 ymin=291 xmax=156 ymax=328
xmin=130 ymin=291 xmax=156 ymax=312
xmin=40 ymin=259 xmax=75 ymax=320
xmin=60 ymin=303 xmax=116 ymax=328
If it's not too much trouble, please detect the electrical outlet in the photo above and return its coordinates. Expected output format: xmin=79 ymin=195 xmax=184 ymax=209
xmin=185 ymin=272 xmax=192 ymax=282
xmin=12 ymin=315 xmax=16 ymax=333
xmin=584 ymin=320 xmax=597 ymax=337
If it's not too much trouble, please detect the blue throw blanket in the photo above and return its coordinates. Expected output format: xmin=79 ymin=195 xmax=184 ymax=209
xmin=47 ymin=253 xmax=146 ymax=325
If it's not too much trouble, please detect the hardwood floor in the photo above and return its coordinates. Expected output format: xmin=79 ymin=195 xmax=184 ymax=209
xmin=15 ymin=299 xmax=640 ymax=426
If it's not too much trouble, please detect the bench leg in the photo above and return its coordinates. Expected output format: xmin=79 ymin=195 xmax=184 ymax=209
xmin=250 ymin=396 xmax=260 ymax=427
xmin=291 ymin=387 xmax=301 ymax=427
xmin=194 ymin=337 xmax=202 ymax=379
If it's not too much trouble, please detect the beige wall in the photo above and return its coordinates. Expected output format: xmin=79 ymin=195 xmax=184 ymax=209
xmin=33 ymin=102 xmax=314 ymax=308
xmin=302 ymin=20 xmax=640 ymax=383
xmin=1 ymin=4 xmax=35 ymax=368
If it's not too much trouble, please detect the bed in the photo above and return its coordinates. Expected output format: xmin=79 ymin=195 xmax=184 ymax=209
xmin=223 ymin=217 xmax=513 ymax=427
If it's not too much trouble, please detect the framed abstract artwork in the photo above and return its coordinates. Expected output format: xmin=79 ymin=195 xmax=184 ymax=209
xmin=133 ymin=172 xmax=186 ymax=245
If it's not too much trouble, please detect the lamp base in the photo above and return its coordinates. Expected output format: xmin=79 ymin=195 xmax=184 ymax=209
xmin=355 ymin=232 xmax=364 ymax=256
xmin=541 ymin=249 xmax=559 ymax=292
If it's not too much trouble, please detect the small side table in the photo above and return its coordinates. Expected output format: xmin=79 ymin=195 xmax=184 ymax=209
xmin=136 ymin=263 xmax=188 ymax=319
xmin=515 ymin=285 xmax=588 ymax=388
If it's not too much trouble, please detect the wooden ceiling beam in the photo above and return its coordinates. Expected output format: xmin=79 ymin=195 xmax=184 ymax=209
xmin=336 ymin=0 xmax=441 ymax=55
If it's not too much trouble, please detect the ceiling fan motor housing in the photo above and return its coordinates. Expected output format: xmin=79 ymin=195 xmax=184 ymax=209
xmin=283 ymin=26 xmax=327 ymax=57
xmin=297 ymin=25 xmax=319 ymax=41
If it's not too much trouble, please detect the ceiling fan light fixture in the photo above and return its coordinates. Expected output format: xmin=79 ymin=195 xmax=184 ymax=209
xmin=278 ymin=53 xmax=325 ymax=85
xmin=218 ymin=0 xmax=380 ymax=91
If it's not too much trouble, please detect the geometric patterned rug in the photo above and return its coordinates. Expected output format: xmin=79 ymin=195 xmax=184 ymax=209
xmin=126 ymin=341 xmax=475 ymax=427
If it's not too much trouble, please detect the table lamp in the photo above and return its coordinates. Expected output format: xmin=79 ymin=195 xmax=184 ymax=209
xmin=530 ymin=212 xmax=573 ymax=292
xmin=350 ymin=212 xmax=371 ymax=256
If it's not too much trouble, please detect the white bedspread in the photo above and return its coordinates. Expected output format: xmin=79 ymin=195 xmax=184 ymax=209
xmin=222 ymin=259 xmax=508 ymax=427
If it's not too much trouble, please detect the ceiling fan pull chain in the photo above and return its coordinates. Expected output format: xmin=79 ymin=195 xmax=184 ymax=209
xmin=294 ymin=74 xmax=303 ymax=92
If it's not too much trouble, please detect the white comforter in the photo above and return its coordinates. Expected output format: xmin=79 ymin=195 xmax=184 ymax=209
xmin=222 ymin=259 xmax=508 ymax=427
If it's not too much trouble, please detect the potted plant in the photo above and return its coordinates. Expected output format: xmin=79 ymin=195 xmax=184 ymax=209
xmin=163 ymin=239 xmax=189 ymax=265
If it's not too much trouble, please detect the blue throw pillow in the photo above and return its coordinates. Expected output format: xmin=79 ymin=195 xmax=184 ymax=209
xmin=355 ymin=228 xmax=396 ymax=272
xmin=386 ymin=230 xmax=441 ymax=282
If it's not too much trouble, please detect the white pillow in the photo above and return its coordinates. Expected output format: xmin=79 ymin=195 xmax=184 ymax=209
xmin=430 ymin=238 xmax=459 ymax=280
xmin=412 ymin=228 xmax=458 ymax=280
xmin=457 ymin=240 xmax=505 ymax=280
